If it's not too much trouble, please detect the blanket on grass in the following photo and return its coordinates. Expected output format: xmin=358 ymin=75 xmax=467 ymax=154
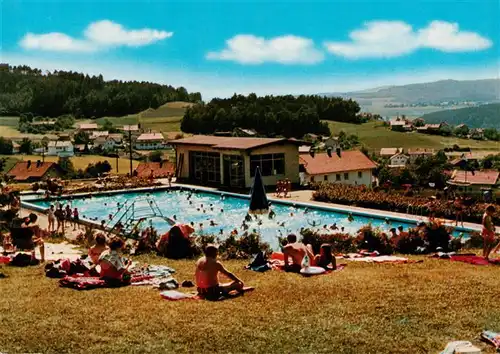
xmin=58 ymin=264 xmax=177 ymax=290
xmin=481 ymin=330 xmax=500 ymax=351
xmin=432 ymin=253 xmax=500 ymax=266
xmin=160 ymin=287 xmax=255 ymax=301
xmin=345 ymin=255 xmax=421 ymax=264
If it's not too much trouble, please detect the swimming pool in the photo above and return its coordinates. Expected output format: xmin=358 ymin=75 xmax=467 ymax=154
xmin=25 ymin=187 xmax=469 ymax=249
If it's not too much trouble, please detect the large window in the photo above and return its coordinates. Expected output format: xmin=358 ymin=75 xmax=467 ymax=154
xmin=189 ymin=151 xmax=221 ymax=184
xmin=250 ymin=153 xmax=285 ymax=177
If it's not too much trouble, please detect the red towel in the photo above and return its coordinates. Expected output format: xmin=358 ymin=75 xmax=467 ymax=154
xmin=450 ymin=255 xmax=500 ymax=266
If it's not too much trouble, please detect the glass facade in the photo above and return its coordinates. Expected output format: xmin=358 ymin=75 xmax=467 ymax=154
xmin=250 ymin=153 xmax=285 ymax=177
xmin=189 ymin=151 xmax=221 ymax=184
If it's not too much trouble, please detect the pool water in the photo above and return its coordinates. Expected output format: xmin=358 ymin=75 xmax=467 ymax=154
xmin=30 ymin=189 xmax=464 ymax=249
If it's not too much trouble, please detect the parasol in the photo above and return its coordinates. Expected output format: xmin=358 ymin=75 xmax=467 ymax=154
xmin=249 ymin=166 xmax=269 ymax=215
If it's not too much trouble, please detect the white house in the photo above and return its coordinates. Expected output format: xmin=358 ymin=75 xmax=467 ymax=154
xmin=380 ymin=147 xmax=402 ymax=157
xmin=388 ymin=153 xmax=410 ymax=168
xmin=135 ymin=132 xmax=166 ymax=150
xmin=407 ymin=148 xmax=435 ymax=162
xmin=47 ymin=141 xmax=74 ymax=157
xmin=299 ymin=150 xmax=377 ymax=186
xmin=77 ymin=123 xmax=99 ymax=132
xmin=90 ymin=131 xmax=109 ymax=140
xmin=94 ymin=135 xmax=122 ymax=150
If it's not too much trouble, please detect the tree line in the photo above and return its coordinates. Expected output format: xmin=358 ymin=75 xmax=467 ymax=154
xmin=0 ymin=64 xmax=202 ymax=118
xmin=181 ymin=93 xmax=363 ymax=138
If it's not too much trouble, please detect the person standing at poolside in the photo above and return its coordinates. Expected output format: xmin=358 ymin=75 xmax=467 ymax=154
xmin=47 ymin=205 xmax=56 ymax=233
xmin=482 ymin=205 xmax=497 ymax=259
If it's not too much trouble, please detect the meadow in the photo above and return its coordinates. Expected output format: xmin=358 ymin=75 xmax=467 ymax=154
xmin=1 ymin=252 xmax=500 ymax=353
xmin=328 ymin=121 xmax=500 ymax=153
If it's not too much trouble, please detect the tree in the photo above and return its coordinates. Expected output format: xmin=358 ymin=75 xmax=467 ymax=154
xmin=58 ymin=157 xmax=76 ymax=178
xmin=19 ymin=138 xmax=33 ymax=154
xmin=84 ymin=161 xmax=112 ymax=177
xmin=74 ymin=131 xmax=90 ymax=144
xmin=0 ymin=64 xmax=202 ymax=118
xmin=484 ymin=128 xmax=499 ymax=141
xmin=0 ymin=137 xmax=13 ymax=154
xmin=454 ymin=125 xmax=469 ymax=137
xmin=148 ymin=151 xmax=163 ymax=162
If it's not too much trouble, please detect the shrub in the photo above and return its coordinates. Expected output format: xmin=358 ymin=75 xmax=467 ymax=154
xmin=299 ymin=228 xmax=356 ymax=254
xmin=391 ymin=230 xmax=425 ymax=254
xmin=354 ymin=225 xmax=394 ymax=254
xmin=194 ymin=232 xmax=270 ymax=260
xmin=463 ymin=231 xmax=483 ymax=249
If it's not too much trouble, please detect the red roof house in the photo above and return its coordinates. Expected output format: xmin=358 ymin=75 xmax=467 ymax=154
xmin=7 ymin=161 xmax=62 ymax=182
xmin=135 ymin=161 xmax=175 ymax=178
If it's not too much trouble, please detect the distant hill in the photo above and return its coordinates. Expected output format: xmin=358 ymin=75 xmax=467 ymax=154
xmin=324 ymin=79 xmax=500 ymax=104
xmin=421 ymin=103 xmax=500 ymax=129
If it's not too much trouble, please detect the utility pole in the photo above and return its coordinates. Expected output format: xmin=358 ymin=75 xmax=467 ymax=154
xmin=128 ymin=129 xmax=133 ymax=176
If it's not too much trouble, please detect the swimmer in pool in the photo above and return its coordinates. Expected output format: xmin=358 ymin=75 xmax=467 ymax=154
xmin=347 ymin=213 xmax=354 ymax=222
xmin=245 ymin=214 xmax=252 ymax=222
xmin=173 ymin=215 xmax=177 ymax=220
xmin=341 ymin=227 xmax=345 ymax=232
xmin=210 ymin=220 xmax=217 ymax=227
xmin=268 ymin=209 xmax=276 ymax=219
xmin=220 ymin=209 xmax=224 ymax=213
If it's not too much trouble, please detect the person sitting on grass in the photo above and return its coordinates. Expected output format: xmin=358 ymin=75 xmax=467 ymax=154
xmin=313 ymin=243 xmax=337 ymax=270
xmin=98 ymin=237 xmax=132 ymax=283
xmin=195 ymin=244 xmax=245 ymax=301
xmin=482 ymin=205 xmax=497 ymax=260
xmin=282 ymin=234 xmax=315 ymax=273
xmin=88 ymin=233 xmax=108 ymax=265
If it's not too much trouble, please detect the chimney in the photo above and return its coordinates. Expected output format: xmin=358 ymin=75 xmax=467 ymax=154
xmin=159 ymin=161 xmax=163 ymax=168
xmin=27 ymin=160 xmax=31 ymax=168
xmin=309 ymin=149 xmax=315 ymax=158
xmin=326 ymin=147 xmax=332 ymax=158
xmin=36 ymin=160 xmax=41 ymax=167
xmin=336 ymin=147 xmax=341 ymax=157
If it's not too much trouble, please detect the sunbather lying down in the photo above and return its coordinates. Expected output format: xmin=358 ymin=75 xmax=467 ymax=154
xmin=195 ymin=244 xmax=250 ymax=301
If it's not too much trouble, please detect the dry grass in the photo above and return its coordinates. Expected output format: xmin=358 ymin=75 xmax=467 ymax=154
xmin=1 ymin=253 xmax=500 ymax=353
xmin=6 ymin=154 xmax=139 ymax=175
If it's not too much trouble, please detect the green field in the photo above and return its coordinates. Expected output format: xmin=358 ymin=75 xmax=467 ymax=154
xmin=2 ymin=252 xmax=500 ymax=353
xmin=328 ymin=121 xmax=500 ymax=153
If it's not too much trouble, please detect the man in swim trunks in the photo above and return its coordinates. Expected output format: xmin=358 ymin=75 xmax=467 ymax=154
xmin=195 ymin=244 xmax=244 ymax=301
xmin=282 ymin=234 xmax=315 ymax=272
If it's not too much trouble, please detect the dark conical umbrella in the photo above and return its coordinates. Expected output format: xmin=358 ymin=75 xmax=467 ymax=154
xmin=249 ymin=166 xmax=269 ymax=215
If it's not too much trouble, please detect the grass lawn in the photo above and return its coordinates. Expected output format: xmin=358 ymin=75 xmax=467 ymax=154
xmin=328 ymin=121 xmax=500 ymax=153
xmin=3 ymin=154 xmax=139 ymax=175
xmin=1 ymin=253 xmax=500 ymax=353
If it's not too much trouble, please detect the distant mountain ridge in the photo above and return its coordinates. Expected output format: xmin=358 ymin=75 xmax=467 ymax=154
xmin=322 ymin=78 xmax=500 ymax=104
xmin=421 ymin=103 xmax=500 ymax=129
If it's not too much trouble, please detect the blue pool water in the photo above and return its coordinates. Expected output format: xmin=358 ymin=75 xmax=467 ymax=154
xmin=28 ymin=188 xmax=466 ymax=249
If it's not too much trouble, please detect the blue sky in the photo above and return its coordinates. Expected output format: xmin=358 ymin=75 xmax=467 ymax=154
xmin=1 ymin=0 xmax=499 ymax=98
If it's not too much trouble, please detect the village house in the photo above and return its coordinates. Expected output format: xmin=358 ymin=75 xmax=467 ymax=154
xmin=12 ymin=141 xmax=20 ymax=154
xmin=170 ymin=135 xmax=302 ymax=188
xmin=47 ymin=140 xmax=74 ymax=157
xmin=93 ymin=135 xmax=122 ymax=150
xmin=90 ymin=131 xmax=109 ymax=140
xmin=135 ymin=132 xmax=166 ymax=150
xmin=299 ymin=145 xmax=311 ymax=155
xmin=447 ymin=170 xmax=499 ymax=195
xmin=407 ymin=148 xmax=435 ymax=162
xmin=380 ymin=147 xmax=403 ymax=158
xmin=323 ymin=137 xmax=340 ymax=150
xmin=390 ymin=120 xmax=412 ymax=132
xmin=417 ymin=123 xmax=447 ymax=134
xmin=470 ymin=128 xmax=485 ymax=140
xmin=7 ymin=161 xmax=62 ymax=182
xmin=77 ymin=123 xmax=99 ymax=132
xmin=233 ymin=128 xmax=258 ymax=137
xmin=388 ymin=153 xmax=410 ymax=168
xmin=134 ymin=161 xmax=175 ymax=179
xmin=299 ymin=150 xmax=377 ymax=186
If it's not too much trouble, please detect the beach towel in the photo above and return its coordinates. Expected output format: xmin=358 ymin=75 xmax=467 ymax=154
xmin=481 ymin=330 xmax=500 ymax=350
xmin=343 ymin=253 xmax=422 ymax=264
xmin=269 ymin=252 xmax=346 ymax=274
xmin=450 ymin=255 xmax=500 ymax=266
xmin=440 ymin=341 xmax=481 ymax=354
xmin=160 ymin=287 xmax=255 ymax=301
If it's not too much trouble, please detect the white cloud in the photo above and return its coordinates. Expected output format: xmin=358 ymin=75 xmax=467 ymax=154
xmin=19 ymin=20 xmax=173 ymax=53
xmin=206 ymin=34 xmax=324 ymax=65
xmin=324 ymin=20 xmax=492 ymax=59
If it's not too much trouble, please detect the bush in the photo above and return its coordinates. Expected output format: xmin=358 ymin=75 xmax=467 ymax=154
xmin=148 ymin=151 xmax=163 ymax=162
xmin=299 ymin=228 xmax=356 ymax=254
xmin=194 ymin=232 xmax=270 ymax=260
xmin=464 ymin=231 xmax=483 ymax=249
xmin=391 ymin=230 xmax=425 ymax=254
xmin=354 ymin=225 xmax=394 ymax=254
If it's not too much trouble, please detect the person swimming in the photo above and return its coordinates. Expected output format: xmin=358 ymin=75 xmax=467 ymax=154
xmin=268 ymin=209 xmax=276 ymax=219
xmin=347 ymin=213 xmax=354 ymax=222
xmin=210 ymin=220 xmax=217 ymax=227
xmin=245 ymin=214 xmax=252 ymax=222
xmin=173 ymin=215 xmax=177 ymax=220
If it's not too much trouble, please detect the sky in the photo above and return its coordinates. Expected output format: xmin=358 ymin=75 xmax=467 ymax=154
xmin=1 ymin=0 xmax=499 ymax=99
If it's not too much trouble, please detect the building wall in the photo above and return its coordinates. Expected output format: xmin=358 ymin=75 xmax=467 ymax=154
xmin=303 ymin=169 xmax=373 ymax=186
xmin=390 ymin=156 xmax=408 ymax=166
xmin=175 ymin=142 xmax=300 ymax=187
xmin=135 ymin=141 xmax=165 ymax=150
xmin=47 ymin=145 xmax=74 ymax=157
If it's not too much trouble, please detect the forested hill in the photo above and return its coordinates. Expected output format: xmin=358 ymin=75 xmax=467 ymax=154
xmin=181 ymin=93 xmax=362 ymax=138
xmin=0 ymin=64 xmax=202 ymax=118
xmin=422 ymin=103 xmax=500 ymax=129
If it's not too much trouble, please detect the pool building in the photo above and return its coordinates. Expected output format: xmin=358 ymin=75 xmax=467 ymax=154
xmin=170 ymin=136 xmax=303 ymax=188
